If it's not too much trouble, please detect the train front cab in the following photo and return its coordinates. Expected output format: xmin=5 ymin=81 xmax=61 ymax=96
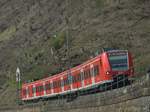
xmin=103 ymin=50 xmax=134 ymax=86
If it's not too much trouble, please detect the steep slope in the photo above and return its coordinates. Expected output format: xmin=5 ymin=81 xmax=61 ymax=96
xmin=0 ymin=0 xmax=150 ymax=106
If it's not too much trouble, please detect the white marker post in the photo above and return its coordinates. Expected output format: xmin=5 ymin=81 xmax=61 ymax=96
xmin=16 ymin=67 xmax=21 ymax=105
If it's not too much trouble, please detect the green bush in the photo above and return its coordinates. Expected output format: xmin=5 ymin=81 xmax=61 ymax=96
xmin=52 ymin=32 xmax=66 ymax=49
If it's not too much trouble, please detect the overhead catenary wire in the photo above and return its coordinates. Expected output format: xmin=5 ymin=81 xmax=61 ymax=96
xmin=65 ymin=0 xmax=73 ymax=90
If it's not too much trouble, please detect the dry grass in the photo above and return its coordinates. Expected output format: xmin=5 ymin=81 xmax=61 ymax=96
xmin=0 ymin=26 xmax=16 ymax=42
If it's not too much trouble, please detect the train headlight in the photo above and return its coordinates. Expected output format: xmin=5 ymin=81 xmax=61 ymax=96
xmin=106 ymin=71 xmax=110 ymax=75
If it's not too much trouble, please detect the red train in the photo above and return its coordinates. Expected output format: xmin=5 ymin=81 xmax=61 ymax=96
xmin=21 ymin=49 xmax=134 ymax=101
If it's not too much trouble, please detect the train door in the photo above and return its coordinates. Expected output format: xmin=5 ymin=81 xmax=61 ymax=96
xmin=36 ymin=83 xmax=44 ymax=97
xmin=45 ymin=80 xmax=52 ymax=95
xmin=39 ymin=83 xmax=44 ymax=96
xmin=63 ymin=73 xmax=71 ymax=92
xmin=28 ymin=85 xmax=33 ymax=98
xmin=84 ymin=65 xmax=92 ymax=86
xmin=90 ymin=64 xmax=95 ymax=85
xmin=93 ymin=60 xmax=101 ymax=83
xmin=80 ymin=69 xmax=84 ymax=88
xmin=53 ymin=78 xmax=62 ymax=94
xmin=72 ymin=70 xmax=82 ymax=89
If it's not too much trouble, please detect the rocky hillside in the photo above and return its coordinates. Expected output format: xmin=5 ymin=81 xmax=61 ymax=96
xmin=0 ymin=0 xmax=150 ymax=106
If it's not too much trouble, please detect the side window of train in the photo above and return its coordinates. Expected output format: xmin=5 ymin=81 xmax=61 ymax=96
xmin=90 ymin=65 xmax=94 ymax=77
xmin=39 ymin=86 xmax=43 ymax=92
xmin=87 ymin=69 xmax=91 ymax=79
xmin=94 ymin=65 xmax=99 ymax=76
xmin=34 ymin=87 xmax=36 ymax=94
xmin=80 ymin=69 xmax=84 ymax=80
xmin=41 ymin=86 xmax=44 ymax=92
xmin=51 ymin=82 xmax=53 ymax=89
xmin=67 ymin=74 xmax=72 ymax=84
xmin=64 ymin=78 xmax=69 ymax=86
xmin=74 ymin=75 xmax=77 ymax=83
xmin=32 ymin=87 xmax=34 ymax=93
xmin=36 ymin=86 xmax=38 ymax=92
xmin=53 ymin=80 xmax=61 ymax=88
xmin=36 ymin=85 xmax=43 ymax=92
xmin=72 ymin=73 xmax=80 ymax=83
xmin=53 ymin=81 xmax=56 ymax=88
xmin=58 ymin=80 xmax=61 ymax=87
xmin=26 ymin=87 xmax=29 ymax=96
xmin=77 ymin=73 xmax=81 ymax=82
xmin=32 ymin=86 xmax=36 ymax=94
xmin=63 ymin=79 xmax=66 ymax=86
xmin=61 ymin=78 xmax=64 ymax=87
xmin=84 ymin=70 xmax=87 ymax=79
xmin=72 ymin=75 xmax=75 ymax=83
xmin=84 ymin=69 xmax=90 ymax=79
xmin=77 ymin=73 xmax=81 ymax=81
xmin=45 ymin=83 xmax=51 ymax=90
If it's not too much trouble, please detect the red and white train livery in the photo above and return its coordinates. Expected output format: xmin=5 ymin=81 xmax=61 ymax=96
xmin=21 ymin=49 xmax=134 ymax=101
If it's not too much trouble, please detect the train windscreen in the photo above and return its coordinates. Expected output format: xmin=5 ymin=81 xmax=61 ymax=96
xmin=108 ymin=51 xmax=128 ymax=71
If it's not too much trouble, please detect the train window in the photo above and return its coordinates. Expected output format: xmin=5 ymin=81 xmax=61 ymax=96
xmin=87 ymin=69 xmax=91 ymax=78
xmin=53 ymin=81 xmax=56 ymax=88
xmin=40 ymin=86 xmax=43 ymax=92
xmin=26 ymin=88 xmax=29 ymax=96
xmin=37 ymin=86 xmax=40 ymax=92
xmin=63 ymin=78 xmax=67 ymax=85
xmin=63 ymin=79 xmax=66 ymax=85
xmin=66 ymin=79 xmax=69 ymax=85
xmin=36 ymin=85 xmax=43 ymax=92
xmin=55 ymin=82 xmax=57 ymax=88
xmin=58 ymin=80 xmax=61 ymax=87
xmin=36 ymin=87 xmax=38 ymax=92
xmin=94 ymin=65 xmax=99 ymax=76
xmin=72 ymin=76 xmax=75 ymax=83
xmin=32 ymin=87 xmax=36 ymax=94
xmin=84 ymin=71 xmax=87 ymax=79
xmin=45 ymin=83 xmax=51 ymax=90
xmin=51 ymin=83 xmax=53 ymax=89
xmin=67 ymin=74 xmax=72 ymax=84
xmin=77 ymin=73 xmax=81 ymax=81
xmin=43 ymin=84 xmax=46 ymax=91
xmin=73 ymin=75 xmax=77 ymax=83
xmin=81 ymin=71 xmax=84 ymax=80
xmin=90 ymin=67 xmax=94 ymax=77
xmin=64 ymin=78 xmax=69 ymax=86
xmin=84 ymin=69 xmax=91 ymax=79
xmin=72 ymin=73 xmax=81 ymax=83
xmin=61 ymin=79 xmax=64 ymax=87
xmin=73 ymin=75 xmax=78 ymax=83
xmin=53 ymin=80 xmax=61 ymax=88
xmin=36 ymin=86 xmax=38 ymax=92
xmin=88 ymin=70 xmax=90 ymax=78
xmin=77 ymin=74 xmax=80 ymax=82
